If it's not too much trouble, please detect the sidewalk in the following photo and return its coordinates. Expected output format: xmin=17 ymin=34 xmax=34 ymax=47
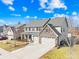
xmin=0 ymin=48 xmax=9 ymax=56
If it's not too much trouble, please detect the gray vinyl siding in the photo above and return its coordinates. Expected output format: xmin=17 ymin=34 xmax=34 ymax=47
xmin=40 ymin=25 xmax=57 ymax=38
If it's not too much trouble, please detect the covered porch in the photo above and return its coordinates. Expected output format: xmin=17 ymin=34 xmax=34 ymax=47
xmin=20 ymin=32 xmax=40 ymax=43
xmin=20 ymin=34 xmax=33 ymax=43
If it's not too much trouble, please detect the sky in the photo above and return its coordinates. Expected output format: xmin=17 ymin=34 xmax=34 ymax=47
xmin=0 ymin=0 xmax=79 ymax=26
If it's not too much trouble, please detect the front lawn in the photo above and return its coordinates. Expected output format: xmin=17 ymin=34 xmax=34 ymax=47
xmin=40 ymin=45 xmax=79 ymax=59
xmin=0 ymin=40 xmax=28 ymax=52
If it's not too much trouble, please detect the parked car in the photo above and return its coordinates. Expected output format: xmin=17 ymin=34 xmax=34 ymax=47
xmin=0 ymin=36 xmax=8 ymax=40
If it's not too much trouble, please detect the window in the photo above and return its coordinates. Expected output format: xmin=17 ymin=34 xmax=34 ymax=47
xmin=26 ymin=28 xmax=27 ymax=31
xmin=39 ymin=28 xmax=41 ymax=31
xmin=32 ymin=28 xmax=35 ymax=31
xmin=29 ymin=35 xmax=32 ymax=39
xmin=35 ymin=28 xmax=36 ymax=31
xmin=16 ymin=28 xmax=18 ymax=31
xmin=61 ymin=28 xmax=65 ymax=32
xmin=22 ymin=34 xmax=24 ymax=39
xmin=55 ymin=27 xmax=62 ymax=33
xmin=46 ymin=29 xmax=48 ymax=32
xmin=25 ymin=35 xmax=27 ymax=38
xmin=36 ymin=27 xmax=39 ymax=31
xmin=30 ymin=28 xmax=32 ymax=31
xmin=29 ymin=28 xmax=31 ymax=31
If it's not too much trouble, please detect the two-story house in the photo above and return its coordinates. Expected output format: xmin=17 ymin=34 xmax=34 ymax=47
xmin=17 ymin=17 xmax=71 ymax=46
xmin=0 ymin=25 xmax=17 ymax=40
xmin=20 ymin=19 xmax=47 ymax=42
xmin=6 ymin=26 xmax=17 ymax=40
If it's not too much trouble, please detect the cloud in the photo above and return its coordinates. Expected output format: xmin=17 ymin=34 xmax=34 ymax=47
xmin=39 ymin=0 xmax=67 ymax=13
xmin=0 ymin=19 xmax=5 ymax=23
xmin=24 ymin=16 xmax=31 ymax=24
xmin=53 ymin=13 xmax=68 ymax=17
xmin=25 ymin=16 xmax=30 ymax=18
xmin=11 ymin=14 xmax=21 ymax=16
xmin=1 ymin=0 xmax=14 ymax=5
xmin=44 ymin=10 xmax=53 ymax=13
xmin=6 ymin=22 xmax=14 ymax=25
xmin=34 ymin=16 xmax=37 ymax=19
xmin=0 ymin=19 xmax=14 ymax=25
xmin=71 ymin=15 xmax=79 ymax=27
xmin=24 ymin=16 xmax=37 ymax=24
xmin=9 ymin=6 xmax=15 ymax=11
xmin=72 ymin=11 xmax=77 ymax=15
xmin=39 ymin=0 xmax=48 ymax=8
xmin=0 ymin=19 xmax=19 ymax=26
xmin=24 ymin=16 xmax=38 ymax=19
xmin=0 ymin=19 xmax=6 ymax=25
xmin=22 ymin=6 xmax=27 ymax=12
xmin=31 ymin=0 xmax=34 ymax=3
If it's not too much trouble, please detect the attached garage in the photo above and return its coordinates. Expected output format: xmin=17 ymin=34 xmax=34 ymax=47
xmin=39 ymin=24 xmax=62 ymax=46
xmin=33 ymin=37 xmax=56 ymax=45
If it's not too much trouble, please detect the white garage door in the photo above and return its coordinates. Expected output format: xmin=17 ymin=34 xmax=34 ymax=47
xmin=33 ymin=37 xmax=39 ymax=44
xmin=33 ymin=37 xmax=56 ymax=46
xmin=41 ymin=38 xmax=56 ymax=45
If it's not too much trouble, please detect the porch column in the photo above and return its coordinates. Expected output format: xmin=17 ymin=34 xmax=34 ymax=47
xmin=55 ymin=37 xmax=59 ymax=47
xmin=32 ymin=35 xmax=34 ymax=42
xmin=39 ymin=36 xmax=42 ymax=44
xmin=24 ymin=34 xmax=26 ymax=39
xmin=27 ymin=35 xmax=29 ymax=42
xmin=21 ymin=34 xmax=23 ymax=40
xmin=29 ymin=35 xmax=32 ymax=42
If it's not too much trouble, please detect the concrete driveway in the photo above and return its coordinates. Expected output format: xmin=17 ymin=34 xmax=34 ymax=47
xmin=0 ymin=39 xmax=56 ymax=59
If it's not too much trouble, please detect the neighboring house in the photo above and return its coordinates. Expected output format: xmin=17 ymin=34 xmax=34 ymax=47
xmin=0 ymin=26 xmax=4 ymax=36
xmin=0 ymin=25 xmax=9 ymax=37
xmin=0 ymin=25 xmax=17 ymax=40
xmin=18 ymin=17 xmax=71 ymax=46
xmin=6 ymin=26 xmax=17 ymax=40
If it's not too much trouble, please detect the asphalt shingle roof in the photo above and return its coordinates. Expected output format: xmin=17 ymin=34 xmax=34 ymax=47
xmin=25 ymin=19 xmax=48 ymax=27
xmin=25 ymin=17 xmax=69 ymax=27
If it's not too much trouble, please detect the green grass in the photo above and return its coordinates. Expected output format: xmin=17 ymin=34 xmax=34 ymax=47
xmin=0 ymin=40 xmax=28 ymax=52
xmin=40 ymin=45 xmax=79 ymax=59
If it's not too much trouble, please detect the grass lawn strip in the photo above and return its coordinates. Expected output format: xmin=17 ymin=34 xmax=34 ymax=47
xmin=0 ymin=40 xmax=28 ymax=52
xmin=40 ymin=45 xmax=79 ymax=59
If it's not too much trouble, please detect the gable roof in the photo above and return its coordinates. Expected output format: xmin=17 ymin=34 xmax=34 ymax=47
xmin=6 ymin=26 xmax=16 ymax=33
xmin=48 ymin=17 xmax=67 ymax=27
xmin=48 ymin=24 xmax=61 ymax=36
xmin=16 ymin=24 xmax=26 ymax=28
xmin=39 ymin=24 xmax=61 ymax=37
xmin=11 ymin=27 xmax=16 ymax=33
xmin=25 ymin=17 xmax=70 ymax=28
xmin=25 ymin=19 xmax=49 ymax=27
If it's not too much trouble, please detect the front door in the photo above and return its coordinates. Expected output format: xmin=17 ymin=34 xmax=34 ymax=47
xmin=29 ymin=35 xmax=33 ymax=42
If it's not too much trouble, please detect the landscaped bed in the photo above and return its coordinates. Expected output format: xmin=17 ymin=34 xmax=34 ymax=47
xmin=40 ymin=45 xmax=79 ymax=59
xmin=0 ymin=40 xmax=28 ymax=52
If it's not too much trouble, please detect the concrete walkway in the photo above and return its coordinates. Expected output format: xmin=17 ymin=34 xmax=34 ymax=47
xmin=0 ymin=39 xmax=55 ymax=59
xmin=0 ymin=48 xmax=9 ymax=56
